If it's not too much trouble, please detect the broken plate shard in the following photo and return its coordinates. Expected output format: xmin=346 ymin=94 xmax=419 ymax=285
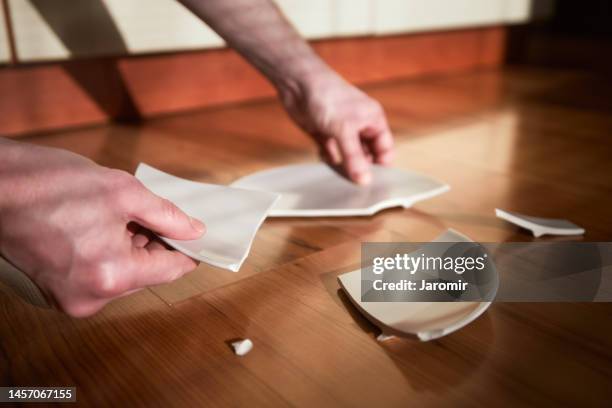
xmin=376 ymin=333 xmax=396 ymax=342
xmin=495 ymin=208 xmax=585 ymax=238
xmin=337 ymin=229 xmax=493 ymax=342
xmin=231 ymin=338 xmax=253 ymax=356
xmin=231 ymin=163 xmax=449 ymax=217
xmin=135 ymin=164 xmax=279 ymax=272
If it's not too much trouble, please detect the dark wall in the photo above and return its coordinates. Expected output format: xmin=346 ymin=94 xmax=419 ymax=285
xmin=507 ymin=0 xmax=612 ymax=71
xmin=549 ymin=0 xmax=612 ymax=37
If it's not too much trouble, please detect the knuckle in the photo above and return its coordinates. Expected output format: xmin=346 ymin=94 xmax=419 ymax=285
xmin=104 ymin=170 xmax=141 ymax=209
xmin=373 ymin=101 xmax=385 ymax=114
xmin=105 ymin=169 xmax=136 ymax=188
xmin=342 ymin=142 xmax=362 ymax=157
xmin=87 ymin=262 xmax=125 ymax=298
xmin=366 ymin=100 xmax=384 ymax=117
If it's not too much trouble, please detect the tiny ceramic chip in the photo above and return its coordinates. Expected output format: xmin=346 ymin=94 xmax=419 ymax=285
xmin=231 ymin=339 xmax=253 ymax=356
xmin=376 ymin=333 xmax=395 ymax=342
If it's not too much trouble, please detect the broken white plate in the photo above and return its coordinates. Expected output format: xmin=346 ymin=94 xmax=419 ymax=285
xmin=337 ymin=229 xmax=493 ymax=341
xmin=135 ymin=164 xmax=279 ymax=272
xmin=231 ymin=163 xmax=449 ymax=217
xmin=495 ymin=208 xmax=585 ymax=238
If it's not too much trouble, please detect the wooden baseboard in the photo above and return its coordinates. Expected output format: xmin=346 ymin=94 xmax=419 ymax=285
xmin=0 ymin=26 xmax=506 ymax=137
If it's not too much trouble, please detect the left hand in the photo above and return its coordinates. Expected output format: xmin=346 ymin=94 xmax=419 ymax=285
xmin=279 ymin=72 xmax=394 ymax=184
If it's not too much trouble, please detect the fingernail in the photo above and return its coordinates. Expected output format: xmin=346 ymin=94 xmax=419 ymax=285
xmin=380 ymin=151 xmax=395 ymax=164
xmin=189 ymin=217 xmax=206 ymax=234
xmin=355 ymin=172 xmax=372 ymax=185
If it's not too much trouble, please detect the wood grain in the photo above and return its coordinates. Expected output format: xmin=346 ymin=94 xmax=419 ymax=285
xmin=1 ymin=66 xmax=611 ymax=406
xmin=0 ymin=26 xmax=506 ymax=137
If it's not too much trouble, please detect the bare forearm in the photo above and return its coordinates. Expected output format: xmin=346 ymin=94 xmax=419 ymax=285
xmin=177 ymin=0 xmax=394 ymax=184
xmin=177 ymin=0 xmax=336 ymax=93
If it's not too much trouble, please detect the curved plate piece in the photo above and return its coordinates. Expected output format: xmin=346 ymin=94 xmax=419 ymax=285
xmin=495 ymin=208 xmax=585 ymax=238
xmin=337 ymin=229 xmax=493 ymax=341
xmin=135 ymin=164 xmax=279 ymax=272
xmin=231 ymin=163 xmax=449 ymax=217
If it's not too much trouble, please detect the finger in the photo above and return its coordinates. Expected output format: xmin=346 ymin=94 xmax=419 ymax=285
xmin=130 ymin=224 xmax=157 ymax=248
xmin=324 ymin=138 xmax=342 ymax=165
xmin=361 ymin=139 xmax=374 ymax=163
xmin=336 ymin=130 xmax=372 ymax=184
xmin=127 ymin=184 xmax=206 ymax=240
xmin=132 ymin=233 xmax=150 ymax=248
xmin=145 ymin=239 xmax=172 ymax=251
xmin=363 ymin=125 xmax=394 ymax=165
xmin=129 ymin=246 xmax=198 ymax=289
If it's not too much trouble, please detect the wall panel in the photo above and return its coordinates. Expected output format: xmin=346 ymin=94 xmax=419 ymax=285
xmin=275 ymin=0 xmax=335 ymax=39
xmin=8 ymin=0 xmax=544 ymax=63
xmin=503 ymin=0 xmax=532 ymax=23
xmin=8 ymin=0 xmax=223 ymax=62
xmin=374 ymin=0 xmax=507 ymax=34
xmin=0 ymin=2 xmax=11 ymax=63
xmin=333 ymin=0 xmax=372 ymax=37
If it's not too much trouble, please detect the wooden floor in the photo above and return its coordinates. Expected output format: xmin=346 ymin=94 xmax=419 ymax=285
xmin=2 ymin=66 xmax=612 ymax=406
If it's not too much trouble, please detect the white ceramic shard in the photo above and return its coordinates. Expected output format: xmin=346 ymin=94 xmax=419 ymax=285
xmin=495 ymin=208 xmax=585 ymax=238
xmin=231 ymin=339 xmax=253 ymax=356
xmin=376 ymin=333 xmax=396 ymax=342
xmin=337 ymin=229 xmax=493 ymax=341
xmin=135 ymin=164 xmax=279 ymax=272
xmin=231 ymin=163 xmax=449 ymax=217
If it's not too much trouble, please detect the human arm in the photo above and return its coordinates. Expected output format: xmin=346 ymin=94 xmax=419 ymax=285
xmin=177 ymin=0 xmax=394 ymax=184
xmin=0 ymin=138 xmax=205 ymax=316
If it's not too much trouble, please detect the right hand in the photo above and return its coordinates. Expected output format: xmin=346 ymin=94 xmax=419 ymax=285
xmin=0 ymin=140 xmax=205 ymax=317
xmin=278 ymin=71 xmax=394 ymax=185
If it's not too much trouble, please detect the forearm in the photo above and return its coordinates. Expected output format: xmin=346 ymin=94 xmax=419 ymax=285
xmin=177 ymin=0 xmax=337 ymax=93
xmin=179 ymin=0 xmax=393 ymax=184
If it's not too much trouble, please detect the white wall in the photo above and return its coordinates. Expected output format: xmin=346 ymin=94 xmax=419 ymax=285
xmin=8 ymin=0 xmax=549 ymax=62
xmin=276 ymin=0 xmax=335 ymax=39
xmin=8 ymin=0 xmax=224 ymax=61
xmin=333 ymin=0 xmax=372 ymax=36
xmin=373 ymin=0 xmax=506 ymax=34
xmin=0 ymin=4 xmax=11 ymax=63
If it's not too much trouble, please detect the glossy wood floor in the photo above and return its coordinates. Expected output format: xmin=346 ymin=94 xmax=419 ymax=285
xmin=2 ymin=66 xmax=612 ymax=406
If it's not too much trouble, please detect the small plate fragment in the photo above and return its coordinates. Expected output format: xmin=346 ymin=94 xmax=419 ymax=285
xmin=231 ymin=163 xmax=449 ymax=217
xmin=231 ymin=339 xmax=253 ymax=356
xmin=135 ymin=164 xmax=279 ymax=271
xmin=376 ymin=333 xmax=396 ymax=342
xmin=495 ymin=208 xmax=585 ymax=238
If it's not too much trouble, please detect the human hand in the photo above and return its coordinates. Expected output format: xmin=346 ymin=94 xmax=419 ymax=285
xmin=0 ymin=140 xmax=205 ymax=317
xmin=279 ymin=72 xmax=394 ymax=184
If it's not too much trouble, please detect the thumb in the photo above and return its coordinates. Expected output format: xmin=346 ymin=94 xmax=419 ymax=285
xmin=128 ymin=185 xmax=206 ymax=240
